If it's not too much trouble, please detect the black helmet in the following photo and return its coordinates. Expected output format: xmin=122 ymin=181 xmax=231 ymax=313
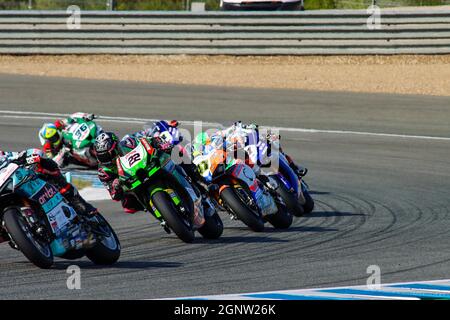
xmin=94 ymin=132 xmax=119 ymax=165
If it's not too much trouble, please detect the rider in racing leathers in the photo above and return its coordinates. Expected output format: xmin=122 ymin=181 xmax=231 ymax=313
xmin=0 ymin=148 xmax=98 ymax=217
xmin=95 ymin=120 xmax=216 ymax=216
xmin=190 ymin=130 xmax=279 ymax=217
xmin=94 ymin=120 xmax=182 ymax=214
xmin=213 ymin=121 xmax=308 ymax=178
xmin=39 ymin=112 xmax=99 ymax=164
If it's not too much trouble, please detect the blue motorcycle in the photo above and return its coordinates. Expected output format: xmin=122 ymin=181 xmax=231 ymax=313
xmin=0 ymin=157 xmax=120 ymax=269
xmin=266 ymin=152 xmax=314 ymax=217
xmin=244 ymin=128 xmax=315 ymax=217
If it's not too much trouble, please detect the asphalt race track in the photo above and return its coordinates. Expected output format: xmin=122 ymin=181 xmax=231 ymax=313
xmin=0 ymin=74 xmax=449 ymax=299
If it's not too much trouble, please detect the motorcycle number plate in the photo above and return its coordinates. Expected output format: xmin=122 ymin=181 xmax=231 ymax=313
xmin=70 ymin=123 xmax=90 ymax=142
xmin=121 ymin=144 xmax=145 ymax=169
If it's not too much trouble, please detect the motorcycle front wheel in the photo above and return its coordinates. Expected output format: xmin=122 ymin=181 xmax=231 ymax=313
xmin=152 ymin=191 xmax=195 ymax=243
xmin=3 ymin=208 xmax=54 ymax=269
xmin=220 ymin=186 xmax=265 ymax=232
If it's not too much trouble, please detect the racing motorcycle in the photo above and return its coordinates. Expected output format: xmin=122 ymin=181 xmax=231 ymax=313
xmin=0 ymin=155 xmax=121 ymax=269
xmin=192 ymin=140 xmax=292 ymax=232
xmin=40 ymin=116 xmax=102 ymax=169
xmin=116 ymin=137 xmax=223 ymax=243
xmin=245 ymin=129 xmax=315 ymax=217
xmin=265 ymin=152 xmax=314 ymax=216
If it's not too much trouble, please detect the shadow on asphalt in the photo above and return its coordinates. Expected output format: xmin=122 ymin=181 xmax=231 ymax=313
xmin=194 ymin=235 xmax=289 ymax=244
xmin=309 ymin=190 xmax=331 ymax=195
xmin=264 ymin=226 xmax=339 ymax=233
xmin=50 ymin=260 xmax=183 ymax=270
xmin=306 ymin=211 xmax=365 ymax=218
xmin=264 ymin=226 xmax=338 ymax=233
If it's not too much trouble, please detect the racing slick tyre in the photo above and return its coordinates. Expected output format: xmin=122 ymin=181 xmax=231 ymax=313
xmin=301 ymin=181 xmax=315 ymax=214
xmin=152 ymin=191 xmax=195 ymax=243
xmin=220 ymin=187 xmax=265 ymax=232
xmin=85 ymin=213 xmax=121 ymax=265
xmin=3 ymin=208 xmax=54 ymax=269
xmin=271 ymin=175 xmax=304 ymax=217
xmin=198 ymin=211 xmax=224 ymax=239
xmin=264 ymin=202 xmax=293 ymax=229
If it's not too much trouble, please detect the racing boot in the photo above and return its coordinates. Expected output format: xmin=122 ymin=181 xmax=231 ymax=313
xmin=284 ymin=153 xmax=307 ymax=178
xmin=60 ymin=183 xmax=98 ymax=217
xmin=289 ymin=162 xmax=308 ymax=178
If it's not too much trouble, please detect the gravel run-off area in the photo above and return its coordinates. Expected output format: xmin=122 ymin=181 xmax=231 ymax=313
xmin=0 ymin=55 xmax=449 ymax=96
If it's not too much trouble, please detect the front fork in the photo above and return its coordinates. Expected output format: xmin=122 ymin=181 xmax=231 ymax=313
xmin=172 ymin=166 xmax=205 ymax=229
xmin=3 ymin=203 xmax=52 ymax=250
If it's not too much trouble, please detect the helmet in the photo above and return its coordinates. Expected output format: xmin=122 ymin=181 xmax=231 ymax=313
xmin=39 ymin=123 xmax=61 ymax=146
xmin=194 ymin=132 xmax=210 ymax=146
xmin=192 ymin=132 xmax=211 ymax=156
xmin=94 ymin=132 xmax=119 ymax=165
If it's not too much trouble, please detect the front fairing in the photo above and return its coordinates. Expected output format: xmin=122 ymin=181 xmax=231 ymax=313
xmin=63 ymin=120 xmax=97 ymax=150
xmin=276 ymin=153 xmax=300 ymax=195
xmin=118 ymin=141 xmax=160 ymax=190
xmin=15 ymin=169 xmax=84 ymax=255
xmin=1 ymin=162 xmax=90 ymax=256
xmin=70 ymin=146 xmax=97 ymax=166
xmin=0 ymin=162 xmax=21 ymax=195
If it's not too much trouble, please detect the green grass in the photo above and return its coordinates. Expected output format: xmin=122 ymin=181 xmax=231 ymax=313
xmin=305 ymin=0 xmax=336 ymax=10
xmin=71 ymin=178 xmax=93 ymax=190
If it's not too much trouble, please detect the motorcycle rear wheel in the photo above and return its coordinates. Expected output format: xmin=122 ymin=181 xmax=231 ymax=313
xmin=301 ymin=181 xmax=315 ymax=214
xmin=85 ymin=213 xmax=121 ymax=265
xmin=264 ymin=202 xmax=293 ymax=229
xmin=198 ymin=211 xmax=223 ymax=239
xmin=271 ymin=175 xmax=305 ymax=217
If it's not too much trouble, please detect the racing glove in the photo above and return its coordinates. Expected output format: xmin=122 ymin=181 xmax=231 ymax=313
xmin=110 ymin=178 xmax=124 ymax=201
xmin=54 ymin=119 xmax=66 ymax=130
xmin=85 ymin=113 xmax=96 ymax=121
xmin=169 ymin=120 xmax=179 ymax=128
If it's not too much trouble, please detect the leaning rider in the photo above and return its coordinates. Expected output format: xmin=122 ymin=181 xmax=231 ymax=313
xmin=94 ymin=129 xmax=174 ymax=214
xmin=38 ymin=112 xmax=98 ymax=160
xmin=216 ymin=121 xmax=308 ymax=178
xmin=0 ymin=148 xmax=98 ymax=217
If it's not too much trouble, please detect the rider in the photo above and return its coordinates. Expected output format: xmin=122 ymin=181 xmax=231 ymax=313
xmin=190 ymin=130 xmax=279 ymax=217
xmin=0 ymin=148 xmax=98 ymax=217
xmin=39 ymin=112 xmax=98 ymax=163
xmin=94 ymin=120 xmax=182 ymax=214
xmin=214 ymin=121 xmax=308 ymax=178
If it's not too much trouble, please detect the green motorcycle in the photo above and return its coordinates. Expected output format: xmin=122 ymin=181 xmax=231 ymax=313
xmin=117 ymin=137 xmax=223 ymax=243
xmin=45 ymin=117 xmax=101 ymax=169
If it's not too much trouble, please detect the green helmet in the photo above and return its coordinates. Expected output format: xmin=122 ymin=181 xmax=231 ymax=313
xmin=194 ymin=132 xmax=210 ymax=146
xmin=192 ymin=132 xmax=210 ymax=156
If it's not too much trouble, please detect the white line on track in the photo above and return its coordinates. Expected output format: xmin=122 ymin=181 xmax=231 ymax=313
xmin=1 ymin=110 xmax=450 ymax=141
